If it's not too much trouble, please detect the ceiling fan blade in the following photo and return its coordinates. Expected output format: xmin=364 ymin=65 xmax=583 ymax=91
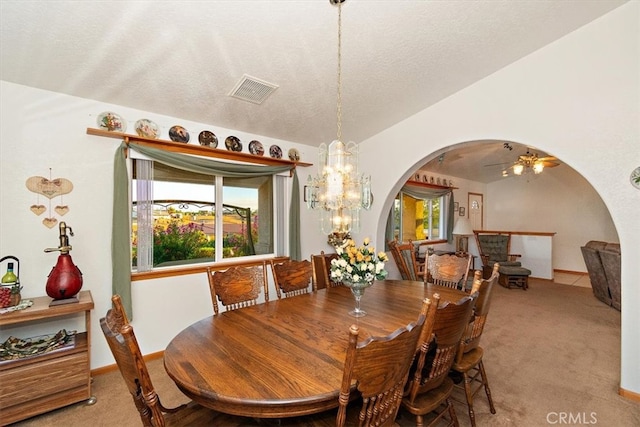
xmin=541 ymin=160 xmax=560 ymax=167
xmin=483 ymin=161 xmax=512 ymax=167
xmin=538 ymin=156 xmax=557 ymax=162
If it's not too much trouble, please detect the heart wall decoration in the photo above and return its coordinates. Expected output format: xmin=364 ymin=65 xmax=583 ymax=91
xmin=25 ymin=176 xmax=73 ymax=199
xmin=30 ymin=205 xmax=46 ymax=216
xmin=26 ymin=171 xmax=74 ymax=228
xmin=54 ymin=205 xmax=70 ymax=216
xmin=42 ymin=218 xmax=58 ymax=228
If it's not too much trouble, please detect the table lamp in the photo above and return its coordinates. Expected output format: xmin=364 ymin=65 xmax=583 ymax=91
xmin=452 ymin=217 xmax=474 ymax=254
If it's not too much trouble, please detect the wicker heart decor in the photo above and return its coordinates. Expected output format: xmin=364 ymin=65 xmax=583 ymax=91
xmin=30 ymin=205 xmax=46 ymax=216
xmin=54 ymin=206 xmax=69 ymax=216
xmin=25 ymin=176 xmax=73 ymax=199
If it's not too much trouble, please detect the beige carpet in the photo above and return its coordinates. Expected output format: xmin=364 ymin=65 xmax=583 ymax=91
xmin=10 ymin=278 xmax=640 ymax=426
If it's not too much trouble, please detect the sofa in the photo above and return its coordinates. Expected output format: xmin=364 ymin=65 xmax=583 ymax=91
xmin=580 ymin=241 xmax=621 ymax=310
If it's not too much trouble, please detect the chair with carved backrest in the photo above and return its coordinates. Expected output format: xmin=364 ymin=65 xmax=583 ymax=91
xmin=206 ymin=262 xmax=269 ymax=315
xmin=271 ymin=258 xmax=314 ymax=298
xmin=100 ymin=295 xmax=220 ymax=426
xmin=278 ymin=297 xmax=436 ymax=427
xmin=401 ymin=293 xmax=477 ymax=427
xmin=450 ymin=264 xmax=500 ymax=427
xmin=426 ymin=252 xmax=472 ymax=290
xmin=389 ymin=239 xmax=424 ymax=281
xmin=311 ymin=251 xmax=340 ymax=290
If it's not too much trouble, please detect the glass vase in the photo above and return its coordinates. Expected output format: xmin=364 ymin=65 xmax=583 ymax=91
xmin=342 ymin=279 xmax=374 ymax=317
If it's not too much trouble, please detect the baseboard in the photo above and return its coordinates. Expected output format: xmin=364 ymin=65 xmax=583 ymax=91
xmin=619 ymin=387 xmax=640 ymax=402
xmin=91 ymin=350 xmax=165 ymax=377
xmin=554 ymin=269 xmax=588 ymax=275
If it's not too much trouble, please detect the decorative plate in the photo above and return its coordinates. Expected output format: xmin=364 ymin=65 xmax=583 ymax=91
xmin=288 ymin=148 xmax=300 ymax=162
xmin=269 ymin=145 xmax=283 ymax=159
xmin=169 ymin=125 xmax=190 ymax=143
xmin=631 ymin=166 xmax=640 ymax=189
xmin=248 ymin=140 xmax=264 ymax=156
xmin=97 ymin=111 xmax=126 ymax=133
xmin=134 ymin=119 xmax=160 ymax=139
xmin=198 ymin=130 xmax=218 ymax=148
xmin=225 ymin=136 xmax=242 ymax=152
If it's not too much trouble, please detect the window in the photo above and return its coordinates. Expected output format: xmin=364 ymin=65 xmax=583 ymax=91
xmin=391 ymin=191 xmax=450 ymax=243
xmin=132 ymin=159 xmax=276 ymax=271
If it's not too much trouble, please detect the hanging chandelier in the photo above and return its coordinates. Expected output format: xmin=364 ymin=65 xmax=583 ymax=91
xmin=306 ymin=0 xmax=372 ymax=246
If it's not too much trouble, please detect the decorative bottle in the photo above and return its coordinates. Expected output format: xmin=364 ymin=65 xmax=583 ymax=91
xmin=1 ymin=262 xmax=17 ymax=286
xmin=1 ymin=262 xmax=21 ymax=307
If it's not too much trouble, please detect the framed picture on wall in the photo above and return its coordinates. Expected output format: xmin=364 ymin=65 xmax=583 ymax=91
xmin=459 ymin=207 xmax=466 ymax=216
xmin=454 ymin=202 xmax=459 ymax=211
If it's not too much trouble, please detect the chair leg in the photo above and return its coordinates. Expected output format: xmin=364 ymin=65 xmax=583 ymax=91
xmin=462 ymin=371 xmax=477 ymax=427
xmin=446 ymin=398 xmax=460 ymax=427
xmin=478 ymin=360 xmax=496 ymax=414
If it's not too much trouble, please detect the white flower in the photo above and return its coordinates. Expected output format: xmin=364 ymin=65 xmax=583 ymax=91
xmin=329 ymin=237 xmax=388 ymax=285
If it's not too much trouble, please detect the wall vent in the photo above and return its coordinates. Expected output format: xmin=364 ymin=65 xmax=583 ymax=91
xmin=228 ymin=75 xmax=278 ymax=104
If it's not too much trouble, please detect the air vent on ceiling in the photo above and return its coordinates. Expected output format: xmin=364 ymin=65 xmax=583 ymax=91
xmin=228 ymin=75 xmax=278 ymax=104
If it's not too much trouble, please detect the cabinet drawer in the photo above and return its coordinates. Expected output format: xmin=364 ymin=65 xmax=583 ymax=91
xmin=0 ymin=351 xmax=88 ymax=407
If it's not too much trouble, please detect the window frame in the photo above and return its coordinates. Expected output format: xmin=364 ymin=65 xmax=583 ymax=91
xmin=105 ymin=134 xmax=304 ymax=282
xmin=394 ymin=192 xmax=449 ymax=244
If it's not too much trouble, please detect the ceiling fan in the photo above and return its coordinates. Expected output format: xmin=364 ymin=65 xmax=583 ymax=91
xmin=509 ymin=150 xmax=559 ymax=175
xmin=485 ymin=146 xmax=560 ymax=177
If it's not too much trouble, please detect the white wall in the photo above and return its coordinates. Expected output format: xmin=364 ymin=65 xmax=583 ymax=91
xmin=1 ymin=2 xmax=638 ymax=396
xmin=359 ymin=3 xmax=639 ymax=395
xmin=0 ymin=83 xmax=311 ymax=368
xmin=485 ymin=164 xmax=618 ymax=272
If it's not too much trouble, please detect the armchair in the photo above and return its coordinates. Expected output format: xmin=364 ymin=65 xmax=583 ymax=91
xmin=474 ymin=232 xmax=522 ymax=275
xmin=474 ymin=231 xmax=530 ymax=290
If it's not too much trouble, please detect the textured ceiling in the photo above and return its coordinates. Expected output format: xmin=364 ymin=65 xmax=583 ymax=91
xmin=0 ymin=0 xmax=628 ymax=182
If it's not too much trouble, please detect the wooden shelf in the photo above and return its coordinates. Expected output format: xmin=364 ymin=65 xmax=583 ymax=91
xmin=0 ymin=290 xmax=94 ymax=425
xmin=0 ymin=291 xmax=93 ymax=327
xmin=87 ymin=128 xmax=312 ymax=169
xmin=405 ymin=180 xmax=457 ymax=190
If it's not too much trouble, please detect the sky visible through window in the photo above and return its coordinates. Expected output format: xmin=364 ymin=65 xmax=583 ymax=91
xmin=135 ymin=182 xmax=258 ymax=211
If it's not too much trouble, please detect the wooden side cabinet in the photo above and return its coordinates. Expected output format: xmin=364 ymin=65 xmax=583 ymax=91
xmin=0 ymin=290 xmax=95 ymax=425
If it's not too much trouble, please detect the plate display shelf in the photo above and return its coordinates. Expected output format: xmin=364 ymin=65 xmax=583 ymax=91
xmin=0 ymin=290 xmax=94 ymax=425
xmin=86 ymin=128 xmax=312 ymax=172
xmin=406 ymin=179 xmax=458 ymax=190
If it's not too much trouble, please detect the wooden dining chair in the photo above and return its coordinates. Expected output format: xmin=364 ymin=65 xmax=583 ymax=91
xmin=389 ymin=239 xmax=424 ymax=281
xmin=311 ymin=251 xmax=340 ymax=290
xmin=450 ymin=265 xmax=500 ymax=427
xmin=206 ymin=262 xmax=269 ymax=315
xmin=271 ymin=258 xmax=314 ymax=298
xmin=100 ymin=295 xmax=221 ymax=426
xmin=425 ymin=252 xmax=472 ymax=290
xmin=275 ymin=297 xmax=436 ymax=427
xmin=401 ymin=293 xmax=477 ymax=427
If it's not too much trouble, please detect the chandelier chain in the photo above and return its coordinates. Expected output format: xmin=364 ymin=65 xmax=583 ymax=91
xmin=336 ymin=0 xmax=342 ymax=141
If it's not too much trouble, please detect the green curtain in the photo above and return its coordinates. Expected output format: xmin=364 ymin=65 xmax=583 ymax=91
xmin=112 ymin=144 xmax=132 ymax=320
xmin=289 ymin=170 xmax=301 ymax=260
xmin=112 ymin=141 xmax=297 ymax=319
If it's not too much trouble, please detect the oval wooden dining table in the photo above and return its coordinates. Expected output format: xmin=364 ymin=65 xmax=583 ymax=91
xmin=163 ymin=280 xmax=467 ymax=418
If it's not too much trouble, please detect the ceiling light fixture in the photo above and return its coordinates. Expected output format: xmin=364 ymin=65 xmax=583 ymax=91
xmin=512 ymin=150 xmax=546 ymax=176
xmin=306 ymin=0 xmax=372 ymax=247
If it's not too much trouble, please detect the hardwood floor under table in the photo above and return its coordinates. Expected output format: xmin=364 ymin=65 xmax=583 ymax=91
xmin=163 ymin=280 xmax=467 ymax=418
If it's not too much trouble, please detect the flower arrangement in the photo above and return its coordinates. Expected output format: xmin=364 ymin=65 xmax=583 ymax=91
xmin=330 ymin=238 xmax=389 ymax=285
